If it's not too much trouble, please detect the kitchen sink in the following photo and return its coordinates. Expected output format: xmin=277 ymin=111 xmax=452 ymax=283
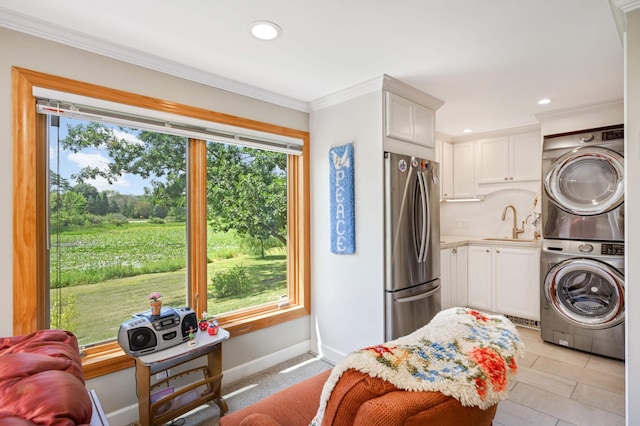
xmin=482 ymin=237 xmax=536 ymax=242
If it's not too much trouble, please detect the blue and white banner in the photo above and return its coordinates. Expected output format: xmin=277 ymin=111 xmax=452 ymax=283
xmin=329 ymin=143 xmax=355 ymax=254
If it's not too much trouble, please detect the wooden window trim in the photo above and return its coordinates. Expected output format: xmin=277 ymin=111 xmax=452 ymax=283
xmin=12 ymin=67 xmax=310 ymax=379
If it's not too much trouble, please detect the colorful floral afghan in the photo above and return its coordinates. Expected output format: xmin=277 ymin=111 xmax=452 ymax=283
xmin=311 ymin=307 xmax=524 ymax=425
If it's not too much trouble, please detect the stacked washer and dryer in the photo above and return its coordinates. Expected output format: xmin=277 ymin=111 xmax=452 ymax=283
xmin=541 ymin=125 xmax=625 ymax=360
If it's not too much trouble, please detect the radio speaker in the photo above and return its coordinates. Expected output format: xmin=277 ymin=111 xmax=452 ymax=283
xmin=127 ymin=326 xmax=157 ymax=353
xmin=181 ymin=311 xmax=198 ymax=338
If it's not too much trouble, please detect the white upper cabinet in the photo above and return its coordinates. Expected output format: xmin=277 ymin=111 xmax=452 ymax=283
xmin=436 ymin=139 xmax=475 ymax=199
xmin=474 ymin=129 xmax=541 ymax=194
xmin=385 ymin=91 xmax=435 ymax=148
xmin=453 ymin=141 xmax=475 ymax=198
xmin=435 ymin=139 xmax=454 ymax=199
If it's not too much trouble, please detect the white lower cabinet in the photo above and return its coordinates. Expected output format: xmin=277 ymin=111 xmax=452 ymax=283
xmin=440 ymin=246 xmax=468 ymax=310
xmin=467 ymin=244 xmax=540 ymax=321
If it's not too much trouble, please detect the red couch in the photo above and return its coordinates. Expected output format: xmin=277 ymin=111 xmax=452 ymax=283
xmin=0 ymin=329 xmax=93 ymax=425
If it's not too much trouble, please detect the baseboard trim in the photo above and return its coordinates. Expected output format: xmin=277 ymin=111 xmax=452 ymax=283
xmin=318 ymin=343 xmax=348 ymax=365
xmin=222 ymin=340 xmax=311 ymax=385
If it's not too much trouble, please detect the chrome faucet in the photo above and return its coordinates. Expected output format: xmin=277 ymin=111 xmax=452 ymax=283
xmin=501 ymin=205 xmax=525 ymax=239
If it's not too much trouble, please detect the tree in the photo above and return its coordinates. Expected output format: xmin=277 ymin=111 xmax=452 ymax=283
xmin=61 ymin=122 xmax=287 ymax=245
xmin=207 ymin=144 xmax=287 ymax=247
xmin=62 ymin=122 xmax=187 ymax=214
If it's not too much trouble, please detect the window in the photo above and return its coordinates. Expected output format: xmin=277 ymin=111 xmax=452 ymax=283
xmin=13 ymin=67 xmax=310 ymax=379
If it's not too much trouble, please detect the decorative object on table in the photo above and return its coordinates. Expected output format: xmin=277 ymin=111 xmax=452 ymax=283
xmin=199 ymin=311 xmax=210 ymax=331
xmin=148 ymin=291 xmax=163 ymax=315
xmin=329 ymin=142 xmax=355 ymax=254
xmin=207 ymin=318 xmax=219 ymax=336
xmin=187 ymin=326 xmax=197 ymax=346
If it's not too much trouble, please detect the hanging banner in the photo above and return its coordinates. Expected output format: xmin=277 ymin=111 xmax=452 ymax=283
xmin=329 ymin=143 xmax=355 ymax=254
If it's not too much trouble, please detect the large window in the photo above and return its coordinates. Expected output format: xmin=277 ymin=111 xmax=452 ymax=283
xmin=13 ymin=67 xmax=310 ymax=378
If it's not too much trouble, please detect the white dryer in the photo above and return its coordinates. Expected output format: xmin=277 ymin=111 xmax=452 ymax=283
xmin=542 ymin=125 xmax=624 ymax=242
xmin=540 ymin=239 xmax=625 ymax=360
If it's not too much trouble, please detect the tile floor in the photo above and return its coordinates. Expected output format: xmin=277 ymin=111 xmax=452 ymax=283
xmin=494 ymin=326 xmax=625 ymax=426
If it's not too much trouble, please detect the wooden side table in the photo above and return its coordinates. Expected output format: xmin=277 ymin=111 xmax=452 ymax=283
xmin=135 ymin=328 xmax=230 ymax=426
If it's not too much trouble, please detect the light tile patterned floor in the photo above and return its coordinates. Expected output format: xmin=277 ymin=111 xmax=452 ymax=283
xmin=494 ymin=326 xmax=625 ymax=426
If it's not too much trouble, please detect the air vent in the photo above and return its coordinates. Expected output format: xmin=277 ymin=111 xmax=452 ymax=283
xmin=505 ymin=314 xmax=540 ymax=329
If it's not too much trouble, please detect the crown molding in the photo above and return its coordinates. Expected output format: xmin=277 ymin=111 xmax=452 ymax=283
xmin=0 ymin=7 xmax=309 ymax=113
xmin=610 ymin=0 xmax=640 ymax=12
xmin=534 ymin=98 xmax=623 ymax=123
xmin=309 ymin=74 xmax=445 ymax=112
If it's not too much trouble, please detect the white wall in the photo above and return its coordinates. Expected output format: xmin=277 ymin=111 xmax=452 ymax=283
xmin=624 ymin=8 xmax=640 ymax=423
xmin=309 ymin=91 xmax=386 ymax=362
xmin=0 ymin=28 xmax=311 ymax=422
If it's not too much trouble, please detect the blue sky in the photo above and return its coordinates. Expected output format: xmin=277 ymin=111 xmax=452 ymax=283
xmin=49 ymin=117 xmax=150 ymax=196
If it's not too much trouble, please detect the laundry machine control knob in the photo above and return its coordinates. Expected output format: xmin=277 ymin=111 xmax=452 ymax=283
xmin=578 ymin=243 xmax=594 ymax=253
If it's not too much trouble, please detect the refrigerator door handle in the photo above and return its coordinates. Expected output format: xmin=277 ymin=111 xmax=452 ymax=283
xmin=423 ymin=170 xmax=431 ymax=263
xmin=394 ymin=285 xmax=440 ymax=303
xmin=416 ymin=171 xmax=428 ymax=263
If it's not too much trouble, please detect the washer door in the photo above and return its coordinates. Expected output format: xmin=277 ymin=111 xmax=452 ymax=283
xmin=544 ymin=258 xmax=624 ymax=328
xmin=544 ymin=147 xmax=624 ymax=216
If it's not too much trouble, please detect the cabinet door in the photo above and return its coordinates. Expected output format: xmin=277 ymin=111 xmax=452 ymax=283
xmin=467 ymin=245 xmax=492 ymax=311
xmin=413 ymin=103 xmax=435 ymax=148
xmin=385 ymin=91 xmax=435 ymax=148
xmin=494 ymin=246 xmax=540 ymax=320
xmin=476 ymin=137 xmax=509 ymax=184
xmin=454 ymin=246 xmax=468 ymax=307
xmin=385 ymin=92 xmax=413 ymax=142
xmin=510 ymin=131 xmax=542 ymax=182
xmin=453 ymin=142 xmax=475 ymax=198
xmin=440 ymin=249 xmax=452 ymax=310
xmin=441 ymin=141 xmax=454 ymax=199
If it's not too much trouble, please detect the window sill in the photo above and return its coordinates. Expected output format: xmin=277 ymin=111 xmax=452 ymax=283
xmin=81 ymin=304 xmax=309 ymax=379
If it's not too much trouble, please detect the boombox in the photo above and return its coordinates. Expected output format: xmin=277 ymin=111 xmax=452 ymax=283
xmin=117 ymin=306 xmax=198 ymax=357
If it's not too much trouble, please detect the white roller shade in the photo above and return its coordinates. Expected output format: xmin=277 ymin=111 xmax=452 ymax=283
xmin=34 ymin=87 xmax=304 ymax=155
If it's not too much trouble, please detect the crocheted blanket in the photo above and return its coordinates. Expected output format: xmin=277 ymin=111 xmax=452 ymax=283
xmin=311 ymin=307 xmax=524 ymax=425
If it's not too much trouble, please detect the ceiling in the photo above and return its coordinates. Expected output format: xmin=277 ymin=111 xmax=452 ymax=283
xmin=0 ymin=0 xmax=624 ymax=137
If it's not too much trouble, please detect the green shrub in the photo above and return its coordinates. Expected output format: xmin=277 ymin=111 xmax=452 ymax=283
xmin=211 ymin=265 xmax=250 ymax=298
xmin=50 ymin=294 xmax=79 ymax=332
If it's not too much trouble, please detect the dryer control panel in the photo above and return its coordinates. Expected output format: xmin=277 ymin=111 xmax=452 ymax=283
xmin=601 ymin=243 xmax=624 ymax=256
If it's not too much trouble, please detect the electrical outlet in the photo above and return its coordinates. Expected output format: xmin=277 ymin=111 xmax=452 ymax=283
xmin=156 ymin=370 xmax=169 ymax=380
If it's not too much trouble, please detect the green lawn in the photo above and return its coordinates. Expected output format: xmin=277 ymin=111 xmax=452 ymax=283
xmin=49 ymin=221 xmax=286 ymax=346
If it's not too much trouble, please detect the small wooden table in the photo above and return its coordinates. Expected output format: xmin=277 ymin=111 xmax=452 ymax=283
xmin=135 ymin=328 xmax=229 ymax=426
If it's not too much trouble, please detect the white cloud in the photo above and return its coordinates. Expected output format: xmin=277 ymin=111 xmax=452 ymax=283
xmin=112 ymin=128 xmax=143 ymax=145
xmin=67 ymin=152 xmax=133 ymax=192
xmin=68 ymin=152 xmax=109 ymax=170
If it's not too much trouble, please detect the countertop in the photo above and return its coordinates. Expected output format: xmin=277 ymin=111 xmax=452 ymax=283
xmin=440 ymin=235 xmax=541 ymax=249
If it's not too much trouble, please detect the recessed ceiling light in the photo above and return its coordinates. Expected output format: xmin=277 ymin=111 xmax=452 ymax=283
xmin=538 ymin=98 xmax=551 ymax=105
xmin=463 ymin=128 xmax=472 ymax=133
xmin=249 ymin=21 xmax=282 ymax=41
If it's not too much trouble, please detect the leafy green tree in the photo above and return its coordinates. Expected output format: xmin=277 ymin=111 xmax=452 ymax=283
xmin=62 ymin=123 xmax=186 ymax=214
xmin=207 ymin=144 xmax=287 ymax=247
xmin=135 ymin=200 xmax=153 ymax=218
xmin=61 ymin=122 xmax=286 ymax=246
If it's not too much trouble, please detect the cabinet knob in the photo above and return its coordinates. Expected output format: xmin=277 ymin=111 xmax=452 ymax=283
xmin=496 ymin=250 xmax=500 ymax=254
xmin=504 ymin=177 xmax=508 ymax=180
xmin=486 ymin=249 xmax=490 ymax=253
xmin=510 ymin=177 xmax=514 ymax=180
xmin=452 ymin=248 xmax=457 ymax=254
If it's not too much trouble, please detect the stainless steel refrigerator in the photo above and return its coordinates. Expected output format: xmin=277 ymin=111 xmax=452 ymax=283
xmin=384 ymin=152 xmax=441 ymax=341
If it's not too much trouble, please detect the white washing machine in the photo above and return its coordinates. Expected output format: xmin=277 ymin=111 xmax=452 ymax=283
xmin=542 ymin=125 xmax=624 ymax=242
xmin=540 ymin=239 xmax=625 ymax=360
